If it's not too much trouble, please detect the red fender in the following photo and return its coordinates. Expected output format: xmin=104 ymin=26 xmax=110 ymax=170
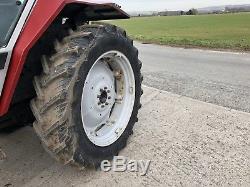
xmin=0 ymin=0 xmax=129 ymax=116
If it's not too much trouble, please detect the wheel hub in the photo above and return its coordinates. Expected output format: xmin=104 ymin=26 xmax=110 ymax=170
xmin=99 ymin=89 xmax=108 ymax=104
xmin=98 ymin=88 xmax=111 ymax=106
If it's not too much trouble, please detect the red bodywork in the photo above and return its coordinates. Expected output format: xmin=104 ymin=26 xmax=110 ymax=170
xmin=0 ymin=0 xmax=128 ymax=116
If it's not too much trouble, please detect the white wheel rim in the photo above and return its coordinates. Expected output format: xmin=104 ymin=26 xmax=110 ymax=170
xmin=81 ymin=51 xmax=135 ymax=147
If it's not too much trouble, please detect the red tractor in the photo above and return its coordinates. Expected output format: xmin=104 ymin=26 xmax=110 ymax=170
xmin=0 ymin=0 xmax=142 ymax=167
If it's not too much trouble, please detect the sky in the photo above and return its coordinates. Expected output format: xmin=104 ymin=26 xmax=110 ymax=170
xmin=112 ymin=0 xmax=250 ymax=11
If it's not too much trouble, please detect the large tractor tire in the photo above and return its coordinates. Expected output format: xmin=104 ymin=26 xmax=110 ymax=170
xmin=30 ymin=23 xmax=143 ymax=167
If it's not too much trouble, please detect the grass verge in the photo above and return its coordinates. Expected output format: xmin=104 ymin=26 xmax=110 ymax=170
xmin=110 ymin=13 xmax=250 ymax=51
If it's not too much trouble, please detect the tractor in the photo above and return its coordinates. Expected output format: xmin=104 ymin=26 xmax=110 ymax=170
xmin=0 ymin=0 xmax=142 ymax=167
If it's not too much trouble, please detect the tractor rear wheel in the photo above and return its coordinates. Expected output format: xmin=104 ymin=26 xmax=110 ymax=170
xmin=30 ymin=23 xmax=143 ymax=167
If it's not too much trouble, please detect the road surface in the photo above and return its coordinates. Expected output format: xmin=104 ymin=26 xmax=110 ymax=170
xmin=0 ymin=86 xmax=250 ymax=186
xmin=136 ymin=42 xmax=250 ymax=113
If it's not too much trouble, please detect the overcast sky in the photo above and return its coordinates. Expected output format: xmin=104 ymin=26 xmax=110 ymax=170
xmin=112 ymin=0 xmax=250 ymax=11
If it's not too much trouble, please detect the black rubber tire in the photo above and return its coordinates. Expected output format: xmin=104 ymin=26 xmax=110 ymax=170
xmin=30 ymin=23 xmax=143 ymax=167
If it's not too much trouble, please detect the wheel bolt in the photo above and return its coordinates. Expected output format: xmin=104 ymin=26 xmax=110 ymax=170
xmin=105 ymin=103 xmax=109 ymax=105
xmin=104 ymin=87 xmax=107 ymax=90
xmin=107 ymin=90 xmax=111 ymax=93
xmin=108 ymin=96 xmax=111 ymax=99
xmin=101 ymin=105 xmax=105 ymax=108
xmin=114 ymin=71 xmax=121 ymax=77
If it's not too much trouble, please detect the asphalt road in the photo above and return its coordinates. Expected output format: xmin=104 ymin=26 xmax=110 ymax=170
xmin=136 ymin=42 xmax=250 ymax=113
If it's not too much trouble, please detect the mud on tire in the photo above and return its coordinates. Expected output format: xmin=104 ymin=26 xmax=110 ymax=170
xmin=30 ymin=23 xmax=143 ymax=167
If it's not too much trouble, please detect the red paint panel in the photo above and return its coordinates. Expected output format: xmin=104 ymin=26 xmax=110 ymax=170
xmin=0 ymin=0 xmax=128 ymax=116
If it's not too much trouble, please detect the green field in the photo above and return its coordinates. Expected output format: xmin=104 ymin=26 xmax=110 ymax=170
xmin=110 ymin=13 xmax=250 ymax=51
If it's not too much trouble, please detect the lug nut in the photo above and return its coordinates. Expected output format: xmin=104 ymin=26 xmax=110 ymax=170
xmin=108 ymin=96 xmax=111 ymax=99
xmin=97 ymin=95 xmax=100 ymax=98
xmin=107 ymin=90 xmax=111 ymax=93
xmin=105 ymin=103 xmax=109 ymax=105
xmin=104 ymin=87 xmax=107 ymax=90
xmin=101 ymin=105 xmax=105 ymax=108
xmin=98 ymin=102 xmax=101 ymax=105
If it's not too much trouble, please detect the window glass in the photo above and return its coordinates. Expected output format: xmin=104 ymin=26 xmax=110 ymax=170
xmin=0 ymin=0 xmax=27 ymax=47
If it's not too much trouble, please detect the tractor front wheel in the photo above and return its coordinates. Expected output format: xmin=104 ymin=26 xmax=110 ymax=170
xmin=30 ymin=23 xmax=143 ymax=167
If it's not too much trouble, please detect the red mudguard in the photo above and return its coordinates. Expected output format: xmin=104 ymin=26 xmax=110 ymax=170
xmin=0 ymin=0 xmax=129 ymax=116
